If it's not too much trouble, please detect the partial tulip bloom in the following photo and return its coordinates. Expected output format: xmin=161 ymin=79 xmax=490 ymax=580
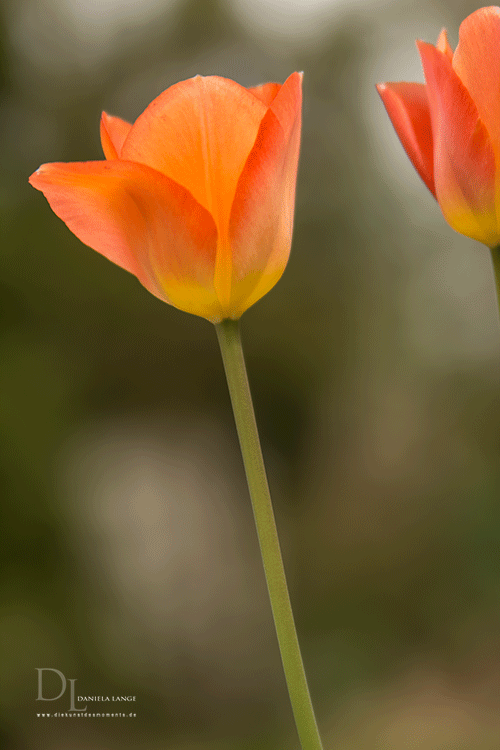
xmin=377 ymin=6 xmax=500 ymax=248
xmin=30 ymin=73 xmax=302 ymax=322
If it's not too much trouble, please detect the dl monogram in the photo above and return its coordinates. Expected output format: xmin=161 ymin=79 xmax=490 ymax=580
xmin=36 ymin=668 xmax=87 ymax=711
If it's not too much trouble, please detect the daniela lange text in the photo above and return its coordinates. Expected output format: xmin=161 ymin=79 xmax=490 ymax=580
xmin=77 ymin=696 xmax=136 ymax=702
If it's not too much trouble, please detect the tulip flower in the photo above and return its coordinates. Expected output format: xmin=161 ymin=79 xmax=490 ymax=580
xmin=29 ymin=75 xmax=322 ymax=750
xmin=29 ymin=72 xmax=302 ymax=322
xmin=377 ymin=6 xmax=500 ymax=249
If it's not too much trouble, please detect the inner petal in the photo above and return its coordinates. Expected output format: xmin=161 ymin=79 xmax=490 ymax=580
xmin=452 ymin=7 xmax=500 ymax=151
xmin=121 ymin=75 xmax=267 ymax=232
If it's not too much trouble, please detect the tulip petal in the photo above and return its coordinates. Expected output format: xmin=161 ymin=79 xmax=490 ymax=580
xmin=121 ymin=75 xmax=267 ymax=232
xmin=417 ymin=40 xmax=498 ymax=245
xmin=248 ymin=82 xmax=282 ymax=106
xmin=29 ymin=161 xmax=223 ymax=320
xmin=227 ymin=72 xmax=302 ymax=318
xmin=100 ymin=113 xmax=133 ymax=160
xmin=376 ymin=81 xmax=435 ymax=196
xmin=452 ymin=6 xmax=500 ymax=151
xmin=436 ymin=28 xmax=453 ymax=61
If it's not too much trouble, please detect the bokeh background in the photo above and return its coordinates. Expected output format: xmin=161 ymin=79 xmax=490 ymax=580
xmin=2 ymin=0 xmax=500 ymax=748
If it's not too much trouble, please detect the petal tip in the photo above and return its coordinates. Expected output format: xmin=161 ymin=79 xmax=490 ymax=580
xmin=29 ymin=164 xmax=48 ymax=185
xmin=415 ymin=38 xmax=432 ymax=52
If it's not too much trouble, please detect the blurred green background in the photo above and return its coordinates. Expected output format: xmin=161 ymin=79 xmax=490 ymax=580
xmin=2 ymin=0 xmax=500 ymax=748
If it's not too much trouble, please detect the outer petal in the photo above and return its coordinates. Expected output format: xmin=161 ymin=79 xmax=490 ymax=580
xmin=418 ymin=40 xmax=498 ymax=245
xmin=376 ymin=81 xmax=436 ymax=196
xmin=248 ymin=82 xmax=282 ymax=106
xmin=452 ymin=6 xmax=500 ymax=152
xmin=100 ymin=113 xmax=133 ymax=159
xmin=28 ymin=161 xmax=222 ymax=320
xmin=121 ymin=76 xmax=267 ymax=231
xmin=227 ymin=72 xmax=302 ymax=318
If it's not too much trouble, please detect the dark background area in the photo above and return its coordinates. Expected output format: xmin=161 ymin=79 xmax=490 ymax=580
xmin=2 ymin=0 xmax=500 ymax=747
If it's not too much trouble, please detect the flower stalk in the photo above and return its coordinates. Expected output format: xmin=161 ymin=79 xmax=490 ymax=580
xmin=215 ymin=318 xmax=323 ymax=750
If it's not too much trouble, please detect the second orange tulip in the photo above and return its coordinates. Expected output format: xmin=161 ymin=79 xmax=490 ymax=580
xmin=377 ymin=6 xmax=500 ymax=248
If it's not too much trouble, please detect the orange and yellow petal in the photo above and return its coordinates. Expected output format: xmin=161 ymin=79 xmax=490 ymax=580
xmin=452 ymin=6 xmax=500 ymax=151
xmin=417 ymin=40 xmax=498 ymax=246
xmin=376 ymin=81 xmax=435 ymax=197
xmin=100 ymin=113 xmax=133 ymax=160
xmin=227 ymin=72 xmax=302 ymax=318
xmin=121 ymin=75 xmax=268 ymax=231
xmin=28 ymin=160 xmax=222 ymax=319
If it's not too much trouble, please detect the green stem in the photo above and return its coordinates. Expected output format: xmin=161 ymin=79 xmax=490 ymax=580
xmin=490 ymin=245 xmax=500 ymax=318
xmin=215 ymin=318 xmax=323 ymax=750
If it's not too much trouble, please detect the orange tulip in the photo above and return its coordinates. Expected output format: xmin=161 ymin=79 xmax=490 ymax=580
xmin=29 ymin=73 xmax=302 ymax=322
xmin=377 ymin=6 xmax=500 ymax=248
